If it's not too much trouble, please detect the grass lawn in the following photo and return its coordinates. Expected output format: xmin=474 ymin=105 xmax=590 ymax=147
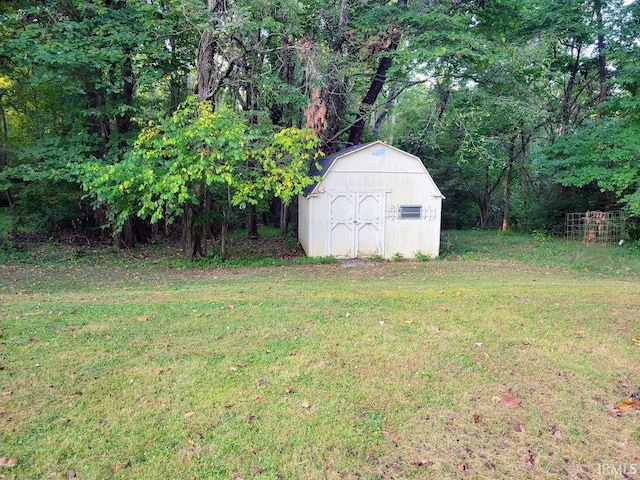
xmin=1 ymin=231 xmax=640 ymax=479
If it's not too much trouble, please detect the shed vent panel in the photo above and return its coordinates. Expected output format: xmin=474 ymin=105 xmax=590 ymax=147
xmin=399 ymin=205 xmax=422 ymax=219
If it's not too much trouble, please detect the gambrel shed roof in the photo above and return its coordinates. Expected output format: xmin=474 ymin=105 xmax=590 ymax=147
xmin=303 ymin=141 xmax=444 ymax=198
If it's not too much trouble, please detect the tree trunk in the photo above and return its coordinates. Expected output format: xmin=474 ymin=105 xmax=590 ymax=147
xmin=280 ymin=200 xmax=288 ymax=236
xmin=181 ymin=205 xmax=203 ymax=258
xmin=346 ymin=49 xmax=398 ymax=146
xmin=372 ymin=86 xmax=397 ymax=137
xmin=476 ymin=198 xmax=488 ymax=229
xmin=220 ymin=210 xmax=228 ymax=259
xmin=197 ymin=30 xmax=216 ymax=102
xmin=346 ymin=0 xmax=407 ymax=146
xmin=0 ymin=97 xmax=7 ymax=171
xmin=323 ymin=0 xmax=350 ymax=153
xmin=501 ymin=136 xmax=517 ymax=232
xmin=114 ymin=54 xmax=135 ymax=142
xmin=220 ymin=185 xmax=232 ymax=259
xmin=117 ymin=217 xmax=136 ymax=249
xmin=0 ymin=96 xmax=10 ymax=206
xmin=560 ymin=42 xmax=581 ymax=135
xmin=186 ymin=0 xmax=221 ymax=257
xmin=247 ymin=204 xmax=259 ymax=239
xmin=594 ymin=0 xmax=608 ymax=104
xmin=1 ymin=110 xmax=13 ymax=209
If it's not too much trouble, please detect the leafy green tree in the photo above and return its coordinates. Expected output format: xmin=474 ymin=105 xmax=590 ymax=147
xmin=0 ymin=0 xmax=195 ymax=236
xmin=541 ymin=1 xmax=640 ymax=222
xmin=547 ymin=113 xmax=640 ymax=216
xmin=80 ymin=97 xmax=320 ymax=258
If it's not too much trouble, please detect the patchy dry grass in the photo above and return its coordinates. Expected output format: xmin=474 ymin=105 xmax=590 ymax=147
xmin=1 ymin=233 xmax=640 ymax=479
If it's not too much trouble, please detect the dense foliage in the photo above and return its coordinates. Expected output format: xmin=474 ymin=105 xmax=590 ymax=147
xmin=1 ymin=0 xmax=638 ymax=253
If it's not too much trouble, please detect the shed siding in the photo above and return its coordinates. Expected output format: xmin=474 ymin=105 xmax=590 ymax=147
xmin=298 ymin=194 xmax=310 ymax=254
xmin=298 ymin=142 xmax=442 ymax=259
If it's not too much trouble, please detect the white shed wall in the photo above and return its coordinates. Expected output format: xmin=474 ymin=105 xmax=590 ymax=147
xmin=298 ymin=194 xmax=311 ymax=254
xmin=298 ymin=143 xmax=443 ymax=259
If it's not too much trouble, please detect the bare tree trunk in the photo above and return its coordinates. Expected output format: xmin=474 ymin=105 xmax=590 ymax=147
xmin=181 ymin=205 xmax=203 ymax=258
xmin=182 ymin=0 xmax=220 ymax=257
xmin=323 ymin=0 xmax=351 ymax=153
xmin=0 ymin=97 xmax=13 ymax=207
xmin=117 ymin=217 xmax=135 ymax=249
xmin=0 ymin=98 xmax=7 ymax=171
xmin=372 ymin=86 xmax=397 ymax=137
xmin=197 ymin=30 xmax=217 ymax=102
xmin=594 ymin=0 xmax=608 ymax=104
xmin=346 ymin=0 xmax=407 ymax=146
xmin=280 ymin=200 xmax=288 ymax=236
xmin=346 ymin=48 xmax=398 ymax=146
xmin=114 ymin=55 xmax=135 ymax=142
xmin=220 ymin=185 xmax=232 ymax=259
xmin=501 ymin=136 xmax=517 ymax=232
xmin=247 ymin=204 xmax=259 ymax=239
xmin=560 ymin=42 xmax=581 ymax=135
xmin=220 ymin=210 xmax=228 ymax=259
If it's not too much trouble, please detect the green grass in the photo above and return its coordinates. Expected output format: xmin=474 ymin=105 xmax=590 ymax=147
xmin=442 ymin=230 xmax=640 ymax=276
xmin=1 ymin=232 xmax=640 ymax=479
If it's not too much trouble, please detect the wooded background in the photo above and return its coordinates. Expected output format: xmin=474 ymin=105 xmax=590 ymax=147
xmin=0 ymin=0 xmax=638 ymax=256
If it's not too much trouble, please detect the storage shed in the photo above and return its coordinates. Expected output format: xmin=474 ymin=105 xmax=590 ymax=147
xmin=298 ymin=141 xmax=444 ymax=259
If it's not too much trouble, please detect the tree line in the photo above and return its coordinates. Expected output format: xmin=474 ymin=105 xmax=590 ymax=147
xmin=0 ymin=0 xmax=638 ymax=256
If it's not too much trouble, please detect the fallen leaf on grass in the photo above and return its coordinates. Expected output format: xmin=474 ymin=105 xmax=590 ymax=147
xmin=412 ymin=459 xmax=434 ymax=469
xmin=364 ymin=451 xmax=378 ymax=461
xmin=457 ymin=461 xmax=474 ymax=474
xmin=301 ymin=400 xmax=311 ymax=409
xmin=250 ymin=467 xmax=262 ymax=473
xmin=183 ymin=411 xmax=195 ymax=418
xmin=1 ymin=391 xmax=12 ymax=397
xmin=520 ymin=452 xmax=535 ymax=470
xmin=606 ymin=404 xmax=623 ymax=418
xmin=513 ymin=423 xmax=525 ymax=432
xmin=231 ymin=471 xmax=243 ymax=480
xmin=492 ymin=395 xmax=522 ymax=408
xmin=616 ymin=398 xmax=640 ymax=411
xmin=614 ymin=379 xmax=631 ymax=388
xmin=549 ymin=425 xmax=563 ymax=440
xmin=137 ymin=316 xmax=150 ymax=322
xmin=0 ymin=457 xmax=17 ymax=467
xmin=472 ymin=414 xmax=480 ymax=423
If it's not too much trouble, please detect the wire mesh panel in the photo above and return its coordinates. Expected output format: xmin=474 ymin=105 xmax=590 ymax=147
xmin=565 ymin=211 xmax=626 ymax=245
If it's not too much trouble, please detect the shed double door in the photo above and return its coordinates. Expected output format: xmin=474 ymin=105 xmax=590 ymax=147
xmin=327 ymin=192 xmax=385 ymax=258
